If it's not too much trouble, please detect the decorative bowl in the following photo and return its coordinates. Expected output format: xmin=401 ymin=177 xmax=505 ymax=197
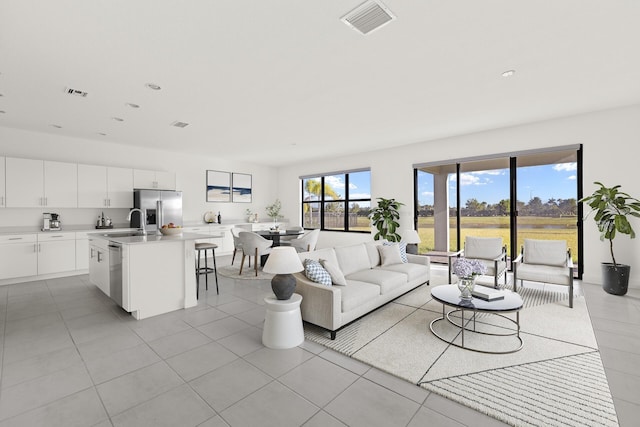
xmin=160 ymin=227 xmax=182 ymax=236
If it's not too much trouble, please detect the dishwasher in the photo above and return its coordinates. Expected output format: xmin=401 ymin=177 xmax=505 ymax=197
xmin=108 ymin=242 xmax=123 ymax=307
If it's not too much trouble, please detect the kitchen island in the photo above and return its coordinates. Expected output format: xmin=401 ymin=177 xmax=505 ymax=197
xmin=88 ymin=231 xmax=211 ymax=320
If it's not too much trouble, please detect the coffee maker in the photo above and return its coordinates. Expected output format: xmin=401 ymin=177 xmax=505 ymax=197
xmin=42 ymin=213 xmax=61 ymax=231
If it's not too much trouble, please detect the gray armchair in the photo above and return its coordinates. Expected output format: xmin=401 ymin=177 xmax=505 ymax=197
xmin=238 ymin=231 xmax=273 ymax=276
xmin=513 ymin=239 xmax=574 ymax=308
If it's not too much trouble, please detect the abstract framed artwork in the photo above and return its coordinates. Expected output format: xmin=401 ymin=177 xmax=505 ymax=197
xmin=232 ymin=173 xmax=252 ymax=203
xmin=206 ymin=170 xmax=231 ymax=202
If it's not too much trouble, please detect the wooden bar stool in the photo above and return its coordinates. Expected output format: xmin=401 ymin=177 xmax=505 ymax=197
xmin=195 ymin=242 xmax=219 ymax=298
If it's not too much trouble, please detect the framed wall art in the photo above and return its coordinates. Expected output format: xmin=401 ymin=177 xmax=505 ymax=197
xmin=206 ymin=170 xmax=231 ymax=202
xmin=232 ymin=173 xmax=252 ymax=203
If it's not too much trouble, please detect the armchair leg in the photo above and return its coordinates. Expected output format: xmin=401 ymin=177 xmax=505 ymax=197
xmin=569 ymin=279 xmax=574 ymax=308
xmin=232 ymin=248 xmax=237 ymax=265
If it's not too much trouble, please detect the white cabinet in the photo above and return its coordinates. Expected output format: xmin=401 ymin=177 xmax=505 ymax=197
xmin=78 ymin=165 xmax=133 ymax=208
xmin=5 ymin=157 xmax=43 ymax=207
xmin=5 ymin=158 xmax=77 ymax=208
xmin=37 ymin=232 xmax=76 ymax=275
xmin=75 ymin=232 xmax=89 ymax=270
xmin=0 ymin=234 xmax=38 ymax=280
xmin=89 ymin=238 xmax=110 ymax=296
xmin=108 ymin=167 xmax=134 ymax=207
xmin=44 ymin=161 xmax=78 ymax=207
xmin=0 ymin=156 xmax=5 ymax=208
xmin=210 ymin=225 xmax=233 ymax=254
xmin=134 ymin=169 xmax=175 ymax=190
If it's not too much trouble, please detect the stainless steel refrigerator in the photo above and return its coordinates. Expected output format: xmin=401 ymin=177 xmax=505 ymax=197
xmin=131 ymin=190 xmax=183 ymax=232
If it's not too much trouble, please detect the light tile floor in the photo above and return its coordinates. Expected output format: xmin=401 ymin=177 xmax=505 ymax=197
xmin=0 ymin=259 xmax=638 ymax=426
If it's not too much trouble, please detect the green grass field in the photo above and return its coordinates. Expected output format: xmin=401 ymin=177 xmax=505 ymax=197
xmin=416 ymin=216 xmax=578 ymax=262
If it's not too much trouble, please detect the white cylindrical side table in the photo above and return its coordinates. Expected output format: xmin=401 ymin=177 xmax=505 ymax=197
xmin=262 ymin=293 xmax=304 ymax=349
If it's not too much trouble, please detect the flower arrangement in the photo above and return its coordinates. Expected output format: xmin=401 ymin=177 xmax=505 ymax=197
xmin=452 ymin=257 xmax=487 ymax=279
xmin=265 ymin=199 xmax=282 ymax=220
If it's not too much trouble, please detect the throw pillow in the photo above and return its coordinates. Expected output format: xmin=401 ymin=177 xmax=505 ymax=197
xmin=303 ymin=259 xmax=332 ymax=286
xmin=319 ymin=258 xmax=347 ymax=286
xmin=378 ymin=244 xmax=403 ymax=266
xmin=383 ymin=241 xmax=408 ymax=263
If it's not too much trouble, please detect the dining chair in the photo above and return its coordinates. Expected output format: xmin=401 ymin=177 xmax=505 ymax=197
xmin=238 ymin=231 xmax=273 ymax=276
xmin=279 ymin=226 xmax=304 ymax=245
xmin=230 ymin=227 xmax=245 ymax=265
xmin=290 ymin=229 xmax=320 ymax=253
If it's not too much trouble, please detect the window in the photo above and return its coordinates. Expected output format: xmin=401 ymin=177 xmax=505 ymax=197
xmin=301 ymin=169 xmax=371 ymax=232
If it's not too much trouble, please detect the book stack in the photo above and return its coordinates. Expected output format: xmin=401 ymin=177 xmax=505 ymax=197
xmin=472 ymin=286 xmax=506 ymax=301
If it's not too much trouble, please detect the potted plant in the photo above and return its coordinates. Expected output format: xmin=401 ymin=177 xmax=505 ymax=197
xmin=369 ymin=197 xmax=404 ymax=242
xmin=580 ymin=181 xmax=640 ymax=295
xmin=266 ymin=199 xmax=282 ymax=226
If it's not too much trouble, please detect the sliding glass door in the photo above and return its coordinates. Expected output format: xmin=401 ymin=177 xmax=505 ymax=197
xmin=414 ymin=145 xmax=581 ymax=276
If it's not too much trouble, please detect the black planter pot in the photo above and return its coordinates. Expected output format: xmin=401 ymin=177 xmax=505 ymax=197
xmin=601 ymin=263 xmax=630 ymax=296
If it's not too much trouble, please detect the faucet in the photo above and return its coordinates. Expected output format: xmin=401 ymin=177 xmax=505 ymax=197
xmin=126 ymin=208 xmax=147 ymax=235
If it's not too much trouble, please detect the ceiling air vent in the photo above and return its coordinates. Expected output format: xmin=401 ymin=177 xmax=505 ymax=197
xmin=65 ymin=87 xmax=88 ymax=97
xmin=341 ymin=0 xmax=396 ymax=35
xmin=171 ymin=121 xmax=189 ymax=128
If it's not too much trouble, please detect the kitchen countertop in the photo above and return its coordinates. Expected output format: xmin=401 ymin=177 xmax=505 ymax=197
xmin=0 ymin=225 xmax=136 ymax=235
xmin=88 ymin=232 xmax=212 ymax=245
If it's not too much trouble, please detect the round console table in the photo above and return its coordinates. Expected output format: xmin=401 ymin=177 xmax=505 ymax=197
xmin=262 ymin=293 xmax=304 ymax=349
xmin=429 ymin=285 xmax=523 ymax=354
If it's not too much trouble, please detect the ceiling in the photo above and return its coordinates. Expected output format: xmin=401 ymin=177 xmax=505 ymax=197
xmin=1 ymin=1 xmax=639 ymax=167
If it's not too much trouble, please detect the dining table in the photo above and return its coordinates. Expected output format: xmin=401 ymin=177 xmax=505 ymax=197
xmin=257 ymin=229 xmax=304 ymax=247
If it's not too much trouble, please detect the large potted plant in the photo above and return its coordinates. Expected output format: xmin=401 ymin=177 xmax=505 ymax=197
xmin=580 ymin=181 xmax=640 ymax=295
xmin=369 ymin=197 xmax=404 ymax=242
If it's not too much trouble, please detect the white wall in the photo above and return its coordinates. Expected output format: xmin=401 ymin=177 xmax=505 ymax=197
xmin=276 ymin=104 xmax=640 ymax=289
xmin=0 ymin=126 xmax=279 ymax=227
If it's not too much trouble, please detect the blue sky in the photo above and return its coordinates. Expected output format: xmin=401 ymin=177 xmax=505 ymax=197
xmin=418 ymin=163 xmax=577 ymax=206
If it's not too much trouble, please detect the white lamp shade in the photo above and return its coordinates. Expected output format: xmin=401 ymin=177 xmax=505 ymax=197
xmin=263 ymin=246 xmax=304 ymax=274
xmin=401 ymin=229 xmax=421 ymax=244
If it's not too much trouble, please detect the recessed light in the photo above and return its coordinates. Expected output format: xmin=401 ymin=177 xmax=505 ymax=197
xmin=501 ymin=69 xmax=516 ymax=77
xmin=145 ymin=83 xmax=161 ymax=90
xmin=125 ymin=102 xmax=140 ymax=109
xmin=50 ymin=124 xmax=62 ymax=129
xmin=112 ymin=117 xmax=124 ymax=122
xmin=0 ymin=110 xmax=5 ymax=114
xmin=98 ymin=132 xmax=107 ymax=136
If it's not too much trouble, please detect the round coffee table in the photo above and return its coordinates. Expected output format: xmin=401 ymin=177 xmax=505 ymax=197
xmin=430 ymin=285 xmax=523 ymax=354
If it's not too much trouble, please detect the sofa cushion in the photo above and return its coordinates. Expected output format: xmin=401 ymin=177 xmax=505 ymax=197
xmin=298 ymin=247 xmax=339 ymax=266
xmin=346 ymin=269 xmax=406 ymax=294
xmin=303 ymin=259 xmax=332 ymax=286
xmin=335 ymin=243 xmax=371 ymax=276
xmin=365 ymin=240 xmax=383 ymax=268
xmin=383 ymin=241 xmax=408 ymax=263
xmin=320 ymin=258 xmax=347 ymax=286
xmin=378 ymin=244 xmax=403 ymax=266
xmin=341 ymin=281 xmax=380 ymax=312
xmin=378 ymin=263 xmax=429 ymax=283
xmin=524 ymin=239 xmax=567 ymax=266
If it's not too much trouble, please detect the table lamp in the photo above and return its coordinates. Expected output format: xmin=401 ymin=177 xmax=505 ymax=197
xmin=402 ymin=229 xmax=421 ymax=255
xmin=263 ymin=246 xmax=304 ymax=300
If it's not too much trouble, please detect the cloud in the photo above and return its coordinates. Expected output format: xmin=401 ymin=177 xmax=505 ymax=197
xmin=459 ymin=173 xmax=488 ymax=186
xmin=350 ymin=193 xmax=371 ymax=199
xmin=324 ymin=175 xmax=345 ymax=189
xmin=568 ymin=175 xmax=576 ymax=180
xmin=422 ymin=191 xmax=434 ymax=197
xmin=553 ymin=163 xmax=577 ymax=172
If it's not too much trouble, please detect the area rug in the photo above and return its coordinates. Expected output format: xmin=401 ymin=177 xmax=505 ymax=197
xmin=216 ymin=264 xmax=274 ymax=280
xmin=304 ymin=275 xmax=618 ymax=427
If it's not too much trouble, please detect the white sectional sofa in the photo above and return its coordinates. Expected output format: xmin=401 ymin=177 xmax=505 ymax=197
xmin=293 ymin=240 xmax=430 ymax=339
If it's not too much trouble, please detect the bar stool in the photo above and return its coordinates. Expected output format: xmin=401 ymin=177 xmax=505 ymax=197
xmin=195 ymin=242 xmax=219 ymax=298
